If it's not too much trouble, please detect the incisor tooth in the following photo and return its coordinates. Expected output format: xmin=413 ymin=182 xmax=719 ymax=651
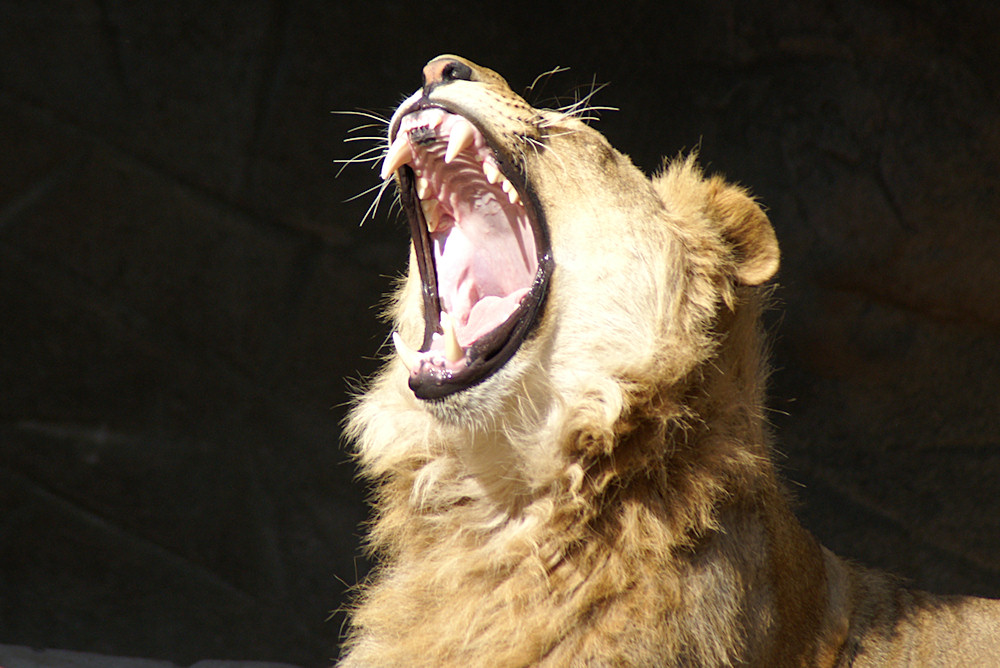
xmin=483 ymin=160 xmax=501 ymax=184
xmin=380 ymin=133 xmax=413 ymax=180
xmin=421 ymin=199 xmax=440 ymax=232
xmin=416 ymin=176 xmax=430 ymax=199
xmin=391 ymin=332 xmax=420 ymax=373
xmin=445 ymin=119 xmax=475 ymax=163
xmin=441 ymin=313 xmax=464 ymax=363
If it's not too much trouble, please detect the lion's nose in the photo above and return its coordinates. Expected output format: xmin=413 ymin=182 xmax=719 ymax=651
xmin=423 ymin=56 xmax=473 ymax=93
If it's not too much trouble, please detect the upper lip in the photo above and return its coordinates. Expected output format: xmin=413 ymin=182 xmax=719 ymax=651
xmin=382 ymin=101 xmax=552 ymax=400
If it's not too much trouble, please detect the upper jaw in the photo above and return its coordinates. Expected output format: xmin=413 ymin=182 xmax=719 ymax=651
xmin=381 ymin=97 xmax=552 ymax=400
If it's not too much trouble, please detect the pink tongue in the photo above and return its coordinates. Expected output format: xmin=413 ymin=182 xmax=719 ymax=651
xmin=460 ymin=289 xmax=530 ymax=346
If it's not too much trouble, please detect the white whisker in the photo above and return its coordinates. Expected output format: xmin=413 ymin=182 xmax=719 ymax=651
xmin=387 ymin=192 xmax=403 ymax=220
xmin=333 ymin=109 xmax=395 ymax=215
xmin=526 ymin=134 xmax=568 ymax=174
xmin=334 ymin=146 xmax=386 ymax=162
xmin=543 ymin=129 xmax=581 ymax=138
xmin=538 ymin=78 xmax=617 ymax=129
xmin=346 ymin=123 xmax=387 ymax=134
xmin=571 ymin=106 xmax=619 ymax=116
xmin=525 ymin=64 xmax=571 ymax=99
xmin=357 ymin=178 xmax=395 ymax=226
xmin=334 ymin=150 xmax=386 ymax=177
xmin=331 ymin=109 xmax=390 ymax=124
xmin=345 ymin=179 xmax=389 ymax=203
xmin=343 ymin=135 xmax=388 ymax=143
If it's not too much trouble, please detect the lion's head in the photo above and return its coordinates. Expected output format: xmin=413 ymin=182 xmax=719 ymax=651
xmin=375 ymin=55 xmax=778 ymax=428
xmin=343 ymin=57 xmax=1000 ymax=668
xmin=342 ymin=54 xmax=785 ymax=667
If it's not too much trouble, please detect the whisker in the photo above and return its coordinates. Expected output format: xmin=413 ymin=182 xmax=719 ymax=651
xmin=562 ymin=114 xmax=615 ymax=124
xmin=558 ymin=95 xmax=599 ymax=116
xmin=526 ymin=134 xmax=568 ymax=174
xmin=570 ymin=78 xmax=608 ymax=107
xmin=332 ymin=109 xmax=396 ymax=225
xmin=358 ymin=178 xmax=395 ymax=226
xmin=343 ymin=135 xmax=388 ymax=143
xmin=539 ymin=78 xmax=617 ymax=128
xmin=571 ymin=105 xmax=619 ymax=115
xmin=542 ymin=129 xmax=581 ymax=139
xmin=334 ymin=149 xmax=386 ymax=177
xmin=346 ymin=178 xmax=390 ymax=203
xmin=331 ymin=109 xmax=390 ymax=124
xmin=387 ymin=191 xmax=403 ymax=220
xmin=346 ymin=123 xmax=387 ymax=134
xmin=334 ymin=145 xmax=386 ymax=162
xmin=333 ymin=158 xmax=383 ymax=174
xmin=525 ymin=64 xmax=571 ymax=100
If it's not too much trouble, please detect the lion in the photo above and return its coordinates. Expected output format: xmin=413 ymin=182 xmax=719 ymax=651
xmin=341 ymin=55 xmax=1000 ymax=666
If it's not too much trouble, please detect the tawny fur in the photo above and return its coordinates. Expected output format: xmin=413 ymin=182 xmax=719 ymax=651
xmin=341 ymin=56 xmax=1000 ymax=667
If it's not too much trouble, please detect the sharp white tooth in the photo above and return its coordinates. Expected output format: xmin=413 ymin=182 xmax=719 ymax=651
xmin=441 ymin=313 xmax=464 ymax=363
xmin=445 ymin=119 xmax=475 ymax=164
xmin=380 ymin=133 xmax=413 ymax=180
xmin=483 ymin=160 xmax=501 ymax=184
xmin=425 ymin=109 xmax=445 ymax=129
xmin=499 ymin=176 xmax=520 ymax=204
xmin=416 ymin=176 xmax=431 ymax=199
xmin=391 ymin=332 xmax=420 ymax=372
xmin=421 ymin=198 xmax=440 ymax=232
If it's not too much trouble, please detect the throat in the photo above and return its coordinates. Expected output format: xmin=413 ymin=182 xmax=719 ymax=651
xmin=431 ymin=209 xmax=537 ymax=345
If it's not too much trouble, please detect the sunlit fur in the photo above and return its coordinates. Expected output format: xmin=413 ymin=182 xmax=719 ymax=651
xmin=341 ymin=56 xmax=1000 ymax=667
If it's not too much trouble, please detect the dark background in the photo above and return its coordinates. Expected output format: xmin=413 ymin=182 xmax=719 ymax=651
xmin=2 ymin=1 xmax=999 ymax=666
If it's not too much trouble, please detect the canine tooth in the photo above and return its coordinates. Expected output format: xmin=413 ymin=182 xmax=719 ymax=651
xmin=391 ymin=332 xmax=420 ymax=372
xmin=421 ymin=198 xmax=440 ymax=232
xmin=445 ymin=119 xmax=475 ymax=163
xmin=441 ymin=312 xmax=464 ymax=363
xmin=380 ymin=133 xmax=413 ymax=180
xmin=416 ymin=176 xmax=431 ymax=199
xmin=483 ymin=160 xmax=501 ymax=184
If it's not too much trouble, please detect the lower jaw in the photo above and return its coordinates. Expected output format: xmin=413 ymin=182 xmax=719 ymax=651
xmin=407 ymin=251 xmax=553 ymax=400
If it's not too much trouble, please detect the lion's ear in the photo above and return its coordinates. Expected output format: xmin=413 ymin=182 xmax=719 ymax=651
xmin=707 ymin=177 xmax=780 ymax=286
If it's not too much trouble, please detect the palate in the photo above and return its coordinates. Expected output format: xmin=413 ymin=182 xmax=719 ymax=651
xmin=410 ymin=126 xmax=437 ymax=145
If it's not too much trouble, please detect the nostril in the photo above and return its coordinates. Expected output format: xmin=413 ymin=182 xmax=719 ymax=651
xmin=423 ymin=56 xmax=474 ymax=92
xmin=440 ymin=60 xmax=472 ymax=82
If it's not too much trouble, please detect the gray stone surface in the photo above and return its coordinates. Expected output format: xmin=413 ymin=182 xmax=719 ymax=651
xmin=1 ymin=1 xmax=998 ymax=666
xmin=0 ymin=644 xmax=298 ymax=668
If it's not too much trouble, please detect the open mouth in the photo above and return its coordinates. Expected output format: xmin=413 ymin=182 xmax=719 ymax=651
xmin=381 ymin=105 xmax=552 ymax=400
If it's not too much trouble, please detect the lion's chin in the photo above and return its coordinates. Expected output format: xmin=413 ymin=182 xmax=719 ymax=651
xmin=383 ymin=104 xmax=553 ymax=400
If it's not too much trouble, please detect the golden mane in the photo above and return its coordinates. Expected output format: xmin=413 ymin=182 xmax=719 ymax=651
xmin=340 ymin=55 xmax=1000 ymax=667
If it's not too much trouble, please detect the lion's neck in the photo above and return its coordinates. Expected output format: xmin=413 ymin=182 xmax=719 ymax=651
xmin=357 ymin=291 xmax=779 ymax=562
xmin=347 ymin=298 xmax=787 ymax=665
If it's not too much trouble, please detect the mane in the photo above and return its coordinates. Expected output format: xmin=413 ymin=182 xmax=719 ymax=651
xmin=344 ymin=55 xmax=1000 ymax=667
xmin=343 ymin=159 xmax=780 ymax=664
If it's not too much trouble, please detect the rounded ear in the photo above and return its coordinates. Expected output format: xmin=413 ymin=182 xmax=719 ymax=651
xmin=706 ymin=177 xmax=780 ymax=286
